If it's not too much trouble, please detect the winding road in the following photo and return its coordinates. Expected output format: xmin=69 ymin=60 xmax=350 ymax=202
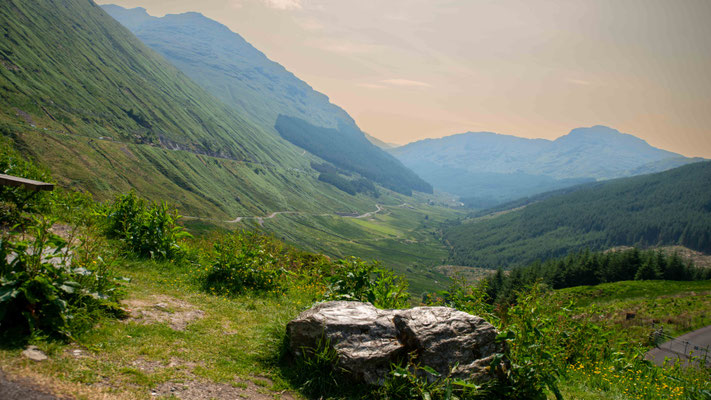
xmin=645 ymin=325 xmax=711 ymax=367
xmin=225 ymin=203 xmax=389 ymax=225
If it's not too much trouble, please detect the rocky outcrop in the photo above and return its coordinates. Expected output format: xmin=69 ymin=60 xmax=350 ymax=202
xmin=287 ymin=301 xmax=501 ymax=385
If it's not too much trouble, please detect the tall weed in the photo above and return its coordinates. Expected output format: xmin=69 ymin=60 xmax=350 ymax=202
xmin=99 ymin=191 xmax=191 ymax=260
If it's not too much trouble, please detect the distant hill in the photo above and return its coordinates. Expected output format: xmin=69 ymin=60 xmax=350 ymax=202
xmin=444 ymin=161 xmax=711 ymax=268
xmin=363 ymin=132 xmax=397 ymax=149
xmin=391 ymin=126 xmax=702 ymax=204
xmin=102 ymin=4 xmax=429 ymax=196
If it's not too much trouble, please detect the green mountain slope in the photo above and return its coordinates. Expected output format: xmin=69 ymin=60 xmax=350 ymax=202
xmin=391 ymin=126 xmax=702 ymax=204
xmin=0 ymin=0 xmax=380 ymax=217
xmin=101 ymin=5 xmax=430 ymax=196
xmin=275 ymin=116 xmax=432 ymax=195
xmin=444 ymin=161 xmax=711 ymax=268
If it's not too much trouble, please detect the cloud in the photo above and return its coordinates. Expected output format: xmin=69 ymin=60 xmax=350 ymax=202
xmin=357 ymin=83 xmax=387 ymax=89
xmin=297 ymin=19 xmax=324 ymax=31
xmin=358 ymin=79 xmax=432 ymax=90
xmin=315 ymin=41 xmax=380 ymax=54
xmin=261 ymin=0 xmax=302 ymax=10
xmin=380 ymin=78 xmax=432 ymax=88
xmin=566 ymin=78 xmax=593 ymax=86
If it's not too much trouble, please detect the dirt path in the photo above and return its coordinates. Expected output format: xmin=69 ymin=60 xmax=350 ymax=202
xmin=225 ymin=204 xmax=386 ymax=224
xmin=0 ymin=370 xmax=62 ymax=400
xmin=353 ymin=204 xmax=382 ymax=219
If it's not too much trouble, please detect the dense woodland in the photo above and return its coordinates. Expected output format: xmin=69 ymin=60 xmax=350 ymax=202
xmin=445 ymin=161 xmax=711 ymax=268
xmin=276 ymin=115 xmax=433 ymax=196
xmin=478 ymin=248 xmax=711 ymax=304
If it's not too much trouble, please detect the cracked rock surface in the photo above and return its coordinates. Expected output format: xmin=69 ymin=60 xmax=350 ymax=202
xmin=287 ymin=301 xmax=501 ymax=385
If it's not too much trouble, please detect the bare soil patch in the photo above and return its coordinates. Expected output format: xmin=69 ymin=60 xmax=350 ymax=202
xmin=152 ymin=378 xmax=295 ymax=400
xmin=122 ymin=295 xmax=204 ymax=331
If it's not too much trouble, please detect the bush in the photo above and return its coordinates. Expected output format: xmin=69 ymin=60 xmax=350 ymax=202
xmin=325 ymin=257 xmax=410 ymax=309
xmin=100 ymin=191 xmax=190 ymax=260
xmin=201 ymin=231 xmax=285 ymax=295
xmin=0 ymin=217 xmax=123 ymax=340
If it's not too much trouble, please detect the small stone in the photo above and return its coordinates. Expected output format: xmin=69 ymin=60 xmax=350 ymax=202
xmin=22 ymin=346 xmax=48 ymax=361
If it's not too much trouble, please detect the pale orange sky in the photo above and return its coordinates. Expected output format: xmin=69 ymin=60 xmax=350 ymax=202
xmin=97 ymin=0 xmax=711 ymax=158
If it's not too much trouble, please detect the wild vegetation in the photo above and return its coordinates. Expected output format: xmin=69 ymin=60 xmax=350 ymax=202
xmin=2 ymin=148 xmax=709 ymax=400
xmin=445 ymin=161 xmax=711 ymax=268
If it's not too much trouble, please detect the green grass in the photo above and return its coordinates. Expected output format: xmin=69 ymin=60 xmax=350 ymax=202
xmin=556 ymin=280 xmax=711 ymax=342
xmin=237 ymin=198 xmax=463 ymax=294
xmin=545 ymin=280 xmax=711 ymax=400
xmin=0 ymin=258 xmax=318 ymax=399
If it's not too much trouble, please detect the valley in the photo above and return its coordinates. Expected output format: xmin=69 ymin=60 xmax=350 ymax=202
xmin=1 ymin=1 xmax=710 ymax=399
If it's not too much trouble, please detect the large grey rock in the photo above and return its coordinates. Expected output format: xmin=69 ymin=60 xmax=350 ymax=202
xmin=287 ymin=301 xmax=501 ymax=385
xmin=287 ymin=301 xmax=405 ymax=384
xmin=394 ymin=307 xmax=499 ymax=380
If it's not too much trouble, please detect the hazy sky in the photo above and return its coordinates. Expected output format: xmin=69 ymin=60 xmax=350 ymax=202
xmin=97 ymin=0 xmax=711 ymax=157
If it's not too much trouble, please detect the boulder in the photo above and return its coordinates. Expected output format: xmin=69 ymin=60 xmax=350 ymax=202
xmin=287 ymin=301 xmax=405 ymax=384
xmin=287 ymin=301 xmax=501 ymax=385
xmin=394 ymin=307 xmax=499 ymax=380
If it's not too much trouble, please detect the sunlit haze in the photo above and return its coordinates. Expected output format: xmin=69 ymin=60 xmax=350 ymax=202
xmin=97 ymin=0 xmax=711 ymax=158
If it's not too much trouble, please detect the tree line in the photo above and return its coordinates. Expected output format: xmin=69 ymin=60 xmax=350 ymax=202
xmin=480 ymin=248 xmax=711 ymax=305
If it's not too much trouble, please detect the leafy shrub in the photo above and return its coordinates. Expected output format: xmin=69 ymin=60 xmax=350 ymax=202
xmin=100 ymin=191 xmax=190 ymax=260
xmin=0 ymin=217 xmax=123 ymax=340
xmin=201 ymin=231 xmax=285 ymax=295
xmin=325 ymin=257 xmax=410 ymax=309
xmin=428 ymin=276 xmax=497 ymax=325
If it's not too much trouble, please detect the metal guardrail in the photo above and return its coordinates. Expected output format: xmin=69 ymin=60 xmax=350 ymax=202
xmin=650 ymin=326 xmax=710 ymax=367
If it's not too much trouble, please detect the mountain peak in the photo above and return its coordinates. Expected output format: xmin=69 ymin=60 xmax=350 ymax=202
xmin=556 ymin=125 xmax=654 ymax=148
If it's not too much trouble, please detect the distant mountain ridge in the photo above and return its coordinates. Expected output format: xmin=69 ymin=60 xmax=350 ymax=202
xmin=102 ymin=4 xmax=431 ymax=196
xmin=391 ymin=125 xmax=702 ymax=204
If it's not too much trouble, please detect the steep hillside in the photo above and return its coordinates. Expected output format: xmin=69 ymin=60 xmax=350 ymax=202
xmin=0 ymin=0 xmax=383 ymax=218
xmin=101 ymin=4 xmax=354 ymax=133
xmin=392 ymin=126 xmax=701 ymax=203
xmin=444 ymin=161 xmax=711 ymax=268
xmin=275 ymin=116 xmax=432 ymax=195
xmin=364 ymin=132 xmax=397 ymax=149
xmin=101 ymin=5 xmax=430 ymax=196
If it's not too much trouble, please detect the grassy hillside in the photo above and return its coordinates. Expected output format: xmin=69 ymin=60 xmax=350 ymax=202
xmin=0 ymin=0 xmax=358 ymax=217
xmin=0 ymin=0 xmax=428 ymax=217
xmin=445 ymin=161 xmax=711 ymax=268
